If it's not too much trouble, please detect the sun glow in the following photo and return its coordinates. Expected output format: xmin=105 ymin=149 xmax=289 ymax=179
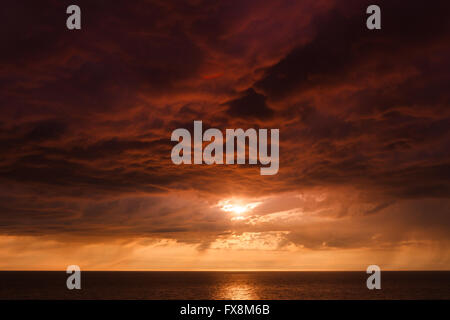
xmin=222 ymin=204 xmax=248 ymax=214
xmin=218 ymin=199 xmax=262 ymax=218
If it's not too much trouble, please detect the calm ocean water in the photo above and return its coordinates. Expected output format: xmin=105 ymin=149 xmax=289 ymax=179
xmin=0 ymin=271 xmax=449 ymax=299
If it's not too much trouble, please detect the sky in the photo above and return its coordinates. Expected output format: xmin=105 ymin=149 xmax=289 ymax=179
xmin=0 ymin=0 xmax=449 ymax=270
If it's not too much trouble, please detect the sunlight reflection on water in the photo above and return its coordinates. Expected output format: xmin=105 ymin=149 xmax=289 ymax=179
xmin=214 ymin=282 xmax=259 ymax=300
xmin=210 ymin=273 xmax=261 ymax=299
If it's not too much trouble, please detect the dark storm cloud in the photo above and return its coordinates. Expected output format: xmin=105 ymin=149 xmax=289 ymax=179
xmin=256 ymin=0 xmax=450 ymax=100
xmin=0 ymin=0 xmax=449 ymax=253
xmin=24 ymin=120 xmax=68 ymax=142
xmin=225 ymin=88 xmax=274 ymax=120
xmin=257 ymin=0 xmax=450 ymax=201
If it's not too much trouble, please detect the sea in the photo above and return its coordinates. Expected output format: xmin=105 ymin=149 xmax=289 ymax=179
xmin=0 ymin=271 xmax=449 ymax=299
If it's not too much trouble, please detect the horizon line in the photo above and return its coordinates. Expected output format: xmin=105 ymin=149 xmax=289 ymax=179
xmin=1 ymin=269 xmax=449 ymax=272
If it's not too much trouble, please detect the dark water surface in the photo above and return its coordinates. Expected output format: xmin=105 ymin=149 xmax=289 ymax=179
xmin=0 ymin=271 xmax=449 ymax=299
